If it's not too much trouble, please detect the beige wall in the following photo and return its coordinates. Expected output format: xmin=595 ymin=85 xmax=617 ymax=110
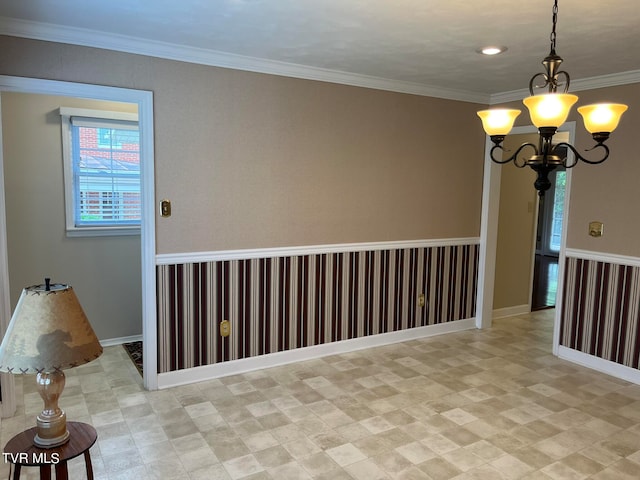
xmin=493 ymin=133 xmax=538 ymax=310
xmin=501 ymin=83 xmax=640 ymax=258
xmin=0 ymin=36 xmax=486 ymax=255
xmin=1 ymin=92 xmax=141 ymax=340
xmin=564 ymin=84 xmax=640 ymax=257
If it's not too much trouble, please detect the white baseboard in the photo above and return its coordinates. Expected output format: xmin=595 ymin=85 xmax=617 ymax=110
xmin=158 ymin=318 xmax=476 ymax=389
xmin=101 ymin=334 xmax=143 ymax=347
xmin=558 ymin=346 xmax=640 ymax=385
xmin=492 ymin=304 xmax=530 ymax=319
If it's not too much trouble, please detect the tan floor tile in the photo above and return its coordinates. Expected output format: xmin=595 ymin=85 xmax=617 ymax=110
xmin=597 ymin=429 xmax=640 ymax=457
xmin=98 ymin=433 xmax=136 ymax=456
xmin=188 ymin=463 xmax=231 ymax=480
xmin=271 ymin=423 xmax=309 ymax=444
xmin=138 ymin=440 xmax=178 ymax=464
xmin=107 ymin=465 xmax=149 ymax=480
xmin=373 ymin=450 xmax=413 ymax=474
xmin=101 ymin=450 xmax=144 ymax=474
xmin=490 ymin=454 xmax=535 ymax=479
xmin=440 ymin=425 xmax=481 ymax=447
xmin=344 ymin=458 xmax=391 ymax=480
xmin=146 ymin=458 xmax=189 ymax=480
xmin=560 ymin=452 xmax=605 ymax=476
xmin=282 ymin=435 xmax=323 ymax=460
xmin=441 ymin=447 xmax=485 ymax=472
xmin=395 ymin=441 xmax=436 ymax=464
xmin=335 ymin=421 xmax=372 ymax=442
xmin=253 ymin=445 xmax=294 ymax=468
xmin=171 ymin=431 xmax=208 ymax=455
xmin=267 ymin=461 xmax=312 ymax=479
xmin=519 ymin=472 xmax=554 ymax=480
xmin=299 ymin=451 xmax=339 ymax=476
xmin=243 ymin=431 xmax=280 ymax=452
xmin=223 ymin=453 xmax=264 ymax=479
xmin=360 ymin=415 xmax=397 ymax=434
xmin=326 ymin=442 xmax=367 ymax=466
xmin=396 ymin=465 xmax=431 ymax=479
xmin=308 ymin=430 xmax=348 ymax=450
xmin=178 ymin=445 xmax=219 ymax=472
xmin=464 ymin=439 xmax=505 ymax=461
xmin=541 ymin=461 xmax=586 ymax=480
xmin=416 ymin=456 xmax=462 ymax=479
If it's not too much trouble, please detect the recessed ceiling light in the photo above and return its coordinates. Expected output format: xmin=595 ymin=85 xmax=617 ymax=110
xmin=478 ymin=46 xmax=507 ymax=56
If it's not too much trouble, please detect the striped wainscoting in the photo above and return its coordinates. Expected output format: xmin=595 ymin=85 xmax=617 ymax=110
xmin=156 ymin=243 xmax=479 ymax=373
xmin=561 ymin=255 xmax=640 ymax=370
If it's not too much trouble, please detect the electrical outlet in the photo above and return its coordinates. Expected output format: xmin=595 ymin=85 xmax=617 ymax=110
xmin=220 ymin=320 xmax=230 ymax=337
xmin=418 ymin=293 xmax=425 ymax=308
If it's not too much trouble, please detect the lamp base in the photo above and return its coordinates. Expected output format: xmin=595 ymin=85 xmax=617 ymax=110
xmin=34 ymin=370 xmax=70 ymax=448
xmin=34 ymin=428 xmax=70 ymax=448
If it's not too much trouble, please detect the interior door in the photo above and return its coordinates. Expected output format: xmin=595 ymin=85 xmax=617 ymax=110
xmin=536 ymin=166 xmax=566 ymax=257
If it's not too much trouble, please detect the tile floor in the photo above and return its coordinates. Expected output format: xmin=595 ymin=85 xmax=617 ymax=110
xmin=2 ymin=309 xmax=640 ymax=479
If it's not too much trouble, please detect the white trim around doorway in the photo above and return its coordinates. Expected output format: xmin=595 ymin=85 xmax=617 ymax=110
xmin=478 ymin=123 xmax=575 ymax=360
xmin=0 ymin=76 xmax=158 ymax=401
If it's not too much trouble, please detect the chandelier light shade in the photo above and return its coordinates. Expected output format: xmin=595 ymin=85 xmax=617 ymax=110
xmin=0 ymin=279 xmax=103 ymax=448
xmin=578 ymin=103 xmax=628 ymax=134
xmin=522 ymin=93 xmax=578 ymax=129
xmin=477 ymin=0 xmax=628 ymax=195
xmin=477 ymin=109 xmax=521 ymax=136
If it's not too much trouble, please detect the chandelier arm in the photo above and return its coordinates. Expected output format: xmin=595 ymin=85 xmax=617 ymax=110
xmin=490 ymin=142 xmax=538 ymax=166
xmin=555 ymin=71 xmax=570 ymax=93
xmin=529 ymin=73 xmax=550 ymax=96
xmin=554 ymin=141 xmax=610 ymax=167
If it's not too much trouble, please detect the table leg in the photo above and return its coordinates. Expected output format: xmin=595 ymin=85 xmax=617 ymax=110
xmin=84 ymin=450 xmax=94 ymax=480
xmin=12 ymin=464 xmax=21 ymax=480
xmin=38 ymin=464 xmax=51 ymax=480
xmin=54 ymin=461 xmax=68 ymax=480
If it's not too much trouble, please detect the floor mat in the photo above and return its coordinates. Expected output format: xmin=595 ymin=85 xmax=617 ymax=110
xmin=123 ymin=341 xmax=143 ymax=376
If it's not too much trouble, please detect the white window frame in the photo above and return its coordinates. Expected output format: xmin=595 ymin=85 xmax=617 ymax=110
xmin=60 ymin=107 xmax=140 ymax=237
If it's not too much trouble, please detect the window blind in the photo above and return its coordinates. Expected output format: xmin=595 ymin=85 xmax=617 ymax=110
xmin=71 ymin=120 xmax=141 ymax=227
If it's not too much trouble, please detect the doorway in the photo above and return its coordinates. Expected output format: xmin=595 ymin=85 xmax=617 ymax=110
xmin=0 ymin=76 xmax=157 ymax=415
xmin=532 ymin=165 xmax=566 ymax=310
xmin=478 ymin=122 xmax=574 ymax=355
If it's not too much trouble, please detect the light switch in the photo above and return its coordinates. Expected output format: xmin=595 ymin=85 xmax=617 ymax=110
xmin=589 ymin=221 xmax=603 ymax=237
xmin=160 ymin=199 xmax=171 ymax=217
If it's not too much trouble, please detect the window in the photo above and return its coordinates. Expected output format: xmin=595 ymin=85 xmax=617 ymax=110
xmin=60 ymin=108 xmax=140 ymax=236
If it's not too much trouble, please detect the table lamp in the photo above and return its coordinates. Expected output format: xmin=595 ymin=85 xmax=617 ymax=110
xmin=0 ymin=279 xmax=102 ymax=448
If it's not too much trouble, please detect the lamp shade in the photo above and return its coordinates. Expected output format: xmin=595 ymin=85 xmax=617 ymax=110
xmin=523 ymin=93 xmax=578 ymax=128
xmin=477 ymin=109 xmax=521 ymax=136
xmin=577 ymin=103 xmax=628 ymax=134
xmin=0 ymin=282 xmax=102 ymax=373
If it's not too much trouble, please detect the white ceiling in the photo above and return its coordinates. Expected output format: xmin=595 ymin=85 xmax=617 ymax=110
xmin=1 ymin=0 xmax=639 ymax=103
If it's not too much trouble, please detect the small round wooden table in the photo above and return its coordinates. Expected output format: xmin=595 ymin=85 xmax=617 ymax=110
xmin=3 ymin=421 xmax=97 ymax=480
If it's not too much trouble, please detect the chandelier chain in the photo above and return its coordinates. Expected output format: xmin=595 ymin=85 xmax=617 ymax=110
xmin=550 ymin=0 xmax=558 ymax=52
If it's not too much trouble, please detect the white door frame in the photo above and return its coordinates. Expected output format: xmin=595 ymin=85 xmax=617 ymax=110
xmin=0 ymin=76 xmax=158 ymax=415
xmin=477 ymin=122 xmax=575 ymax=356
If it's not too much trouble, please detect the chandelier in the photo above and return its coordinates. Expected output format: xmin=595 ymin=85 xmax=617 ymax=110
xmin=477 ymin=0 xmax=628 ymax=196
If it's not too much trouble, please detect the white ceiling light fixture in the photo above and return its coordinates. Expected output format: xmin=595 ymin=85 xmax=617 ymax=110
xmin=477 ymin=0 xmax=628 ymax=196
xmin=478 ymin=46 xmax=507 ymax=56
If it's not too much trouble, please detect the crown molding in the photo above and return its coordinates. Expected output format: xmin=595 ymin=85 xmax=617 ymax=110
xmin=490 ymin=69 xmax=640 ymax=105
xmin=0 ymin=16 xmax=489 ymax=104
